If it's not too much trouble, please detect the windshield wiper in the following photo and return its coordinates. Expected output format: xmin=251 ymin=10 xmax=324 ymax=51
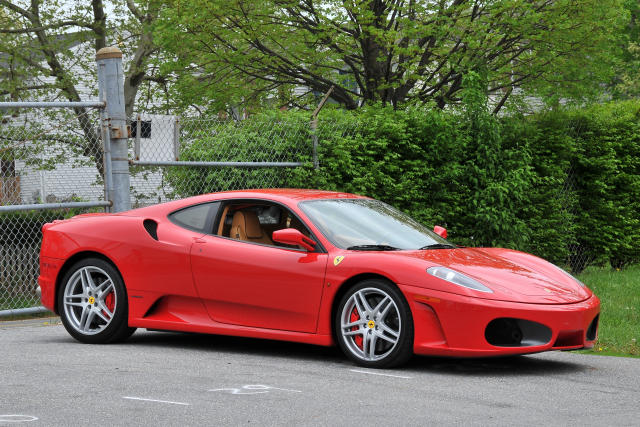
xmin=347 ymin=245 xmax=400 ymax=251
xmin=419 ymin=243 xmax=456 ymax=250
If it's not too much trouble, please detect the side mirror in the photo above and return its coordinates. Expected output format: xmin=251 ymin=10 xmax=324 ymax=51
xmin=272 ymin=229 xmax=317 ymax=252
xmin=434 ymin=225 xmax=447 ymax=239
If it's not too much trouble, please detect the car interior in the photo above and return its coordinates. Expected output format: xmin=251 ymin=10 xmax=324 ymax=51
xmin=216 ymin=203 xmax=315 ymax=250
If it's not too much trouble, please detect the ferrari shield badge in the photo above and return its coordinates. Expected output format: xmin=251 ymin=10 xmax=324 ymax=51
xmin=334 ymin=256 xmax=345 ymax=266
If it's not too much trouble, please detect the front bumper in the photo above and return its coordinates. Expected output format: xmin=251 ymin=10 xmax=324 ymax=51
xmin=399 ymin=284 xmax=600 ymax=357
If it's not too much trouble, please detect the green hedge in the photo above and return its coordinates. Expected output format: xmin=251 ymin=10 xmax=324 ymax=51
xmin=165 ymin=92 xmax=640 ymax=272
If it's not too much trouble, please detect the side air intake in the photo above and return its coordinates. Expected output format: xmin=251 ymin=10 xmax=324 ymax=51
xmin=143 ymin=219 xmax=158 ymax=241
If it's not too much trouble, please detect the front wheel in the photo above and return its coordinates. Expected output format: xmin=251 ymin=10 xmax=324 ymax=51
xmin=58 ymin=257 xmax=136 ymax=344
xmin=335 ymin=279 xmax=414 ymax=368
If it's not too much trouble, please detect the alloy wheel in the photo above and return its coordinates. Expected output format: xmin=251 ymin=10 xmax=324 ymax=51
xmin=62 ymin=266 xmax=117 ymax=335
xmin=340 ymin=287 xmax=401 ymax=362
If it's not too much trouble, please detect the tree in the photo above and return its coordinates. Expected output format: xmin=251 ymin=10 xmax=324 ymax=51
xmin=610 ymin=0 xmax=640 ymax=99
xmin=156 ymin=0 xmax=627 ymax=112
xmin=0 ymin=0 xmax=164 ymax=175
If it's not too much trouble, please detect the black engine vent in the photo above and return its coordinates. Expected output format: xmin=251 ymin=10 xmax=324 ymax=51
xmin=143 ymin=219 xmax=158 ymax=241
xmin=485 ymin=318 xmax=524 ymax=347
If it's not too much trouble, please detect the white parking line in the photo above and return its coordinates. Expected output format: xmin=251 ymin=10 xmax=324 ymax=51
xmin=123 ymin=396 xmax=190 ymax=406
xmin=0 ymin=415 xmax=38 ymax=422
xmin=349 ymin=369 xmax=411 ymax=379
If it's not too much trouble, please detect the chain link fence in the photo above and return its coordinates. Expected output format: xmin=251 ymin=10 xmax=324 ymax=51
xmin=1 ymin=107 xmax=107 ymax=313
xmin=557 ymin=119 xmax=592 ymax=274
xmin=127 ymin=114 xmax=322 ymax=206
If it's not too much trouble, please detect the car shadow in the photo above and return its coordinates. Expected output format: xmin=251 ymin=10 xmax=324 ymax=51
xmin=125 ymin=329 xmax=347 ymax=364
xmin=122 ymin=329 xmax=588 ymax=376
xmin=406 ymin=354 xmax=587 ymax=377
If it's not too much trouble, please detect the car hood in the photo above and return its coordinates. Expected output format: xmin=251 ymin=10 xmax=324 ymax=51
xmin=391 ymin=247 xmax=591 ymax=304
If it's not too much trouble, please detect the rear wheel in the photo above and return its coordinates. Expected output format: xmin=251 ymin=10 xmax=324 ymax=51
xmin=335 ymin=279 xmax=414 ymax=368
xmin=58 ymin=257 xmax=136 ymax=344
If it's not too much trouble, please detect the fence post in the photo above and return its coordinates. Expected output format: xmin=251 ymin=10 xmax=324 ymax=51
xmin=310 ymin=86 xmax=334 ymax=170
xmin=96 ymin=47 xmax=131 ymax=212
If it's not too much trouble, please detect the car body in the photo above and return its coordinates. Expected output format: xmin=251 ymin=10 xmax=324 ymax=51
xmin=38 ymin=189 xmax=600 ymax=368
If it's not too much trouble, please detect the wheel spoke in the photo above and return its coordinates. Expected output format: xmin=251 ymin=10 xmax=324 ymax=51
xmin=65 ymin=301 xmax=85 ymax=308
xmin=94 ymin=308 xmax=110 ymax=324
xmin=97 ymin=300 xmax=113 ymax=319
xmin=82 ymin=310 xmax=97 ymax=332
xmin=378 ymin=321 xmax=399 ymax=338
xmin=342 ymin=329 xmax=363 ymax=337
xmin=354 ymin=291 xmax=373 ymax=313
xmin=372 ymin=296 xmax=389 ymax=317
xmin=366 ymin=332 xmax=377 ymax=360
xmin=377 ymin=299 xmax=394 ymax=319
xmin=81 ymin=268 xmax=96 ymax=291
xmin=96 ymin=279 xmax=113 ymax=295
xmin=376 ymin=329 xmax=397 ymax=344
xmin=342 ymin=319 xmax=367 ymax=330
xmin=78 ymin=305 xmax=90 ymax=331
xmin=362 ymin=331 xmax=371 ymax=359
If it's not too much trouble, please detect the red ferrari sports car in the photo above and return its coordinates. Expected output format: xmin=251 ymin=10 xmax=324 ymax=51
xmin=38 ymin=189 xmax=600 ymax=368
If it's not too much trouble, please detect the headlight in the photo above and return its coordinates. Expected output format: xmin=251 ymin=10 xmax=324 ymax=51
xmin=427 ymin=266 xmax=493 ymax=293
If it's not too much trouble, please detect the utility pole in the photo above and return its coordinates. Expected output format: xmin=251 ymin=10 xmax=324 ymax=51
xmin=96 ymin=47 xmax=131 ymax=212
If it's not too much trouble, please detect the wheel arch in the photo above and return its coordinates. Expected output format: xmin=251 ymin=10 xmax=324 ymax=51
xmin=330 ymin=272 xmax=397 ymax=345
xmin=54 ymin=251 xmax=121 ymax=314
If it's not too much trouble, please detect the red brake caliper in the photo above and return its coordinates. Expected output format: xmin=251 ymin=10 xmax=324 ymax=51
xmin=103 ymin=292 xmax=115 ymax=318
xmin=350 ymin=307 xmax=363 ymax=350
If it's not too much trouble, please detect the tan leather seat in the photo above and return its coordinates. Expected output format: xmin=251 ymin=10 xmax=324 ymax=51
xmin=231 ymin=211 xmax=273 ymax=245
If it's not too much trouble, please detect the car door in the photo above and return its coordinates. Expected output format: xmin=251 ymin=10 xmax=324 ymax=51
xmin=189 ymin=201 xmax=328 ymax=333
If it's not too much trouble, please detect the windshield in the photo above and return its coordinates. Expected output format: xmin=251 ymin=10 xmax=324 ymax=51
xmin=298 ymin=199 xmax=455 ymax=250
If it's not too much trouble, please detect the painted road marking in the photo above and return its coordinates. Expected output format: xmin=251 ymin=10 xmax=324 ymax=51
xmin=209 ymin=385 xmax=302 ymax=395
xmin=350 ymin=369 xmax=411 ymax=379
xmin=123 ymin=396 xmax=190 ymax=405
xmin=0 ymin=415 xmax=38 ymax=422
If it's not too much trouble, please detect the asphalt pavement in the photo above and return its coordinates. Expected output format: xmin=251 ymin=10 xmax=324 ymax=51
xmin=1 ymin=320 xmax=639 ymax=426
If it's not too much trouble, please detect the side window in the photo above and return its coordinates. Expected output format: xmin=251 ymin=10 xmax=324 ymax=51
xmin=215 ymin=201 xmax=317 ymax=251
xmin=169 ymin=202 xmax=220 ymax=233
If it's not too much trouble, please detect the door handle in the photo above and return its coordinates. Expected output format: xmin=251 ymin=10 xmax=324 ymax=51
xmin=192 ymin=237 xmax=206 ymax=243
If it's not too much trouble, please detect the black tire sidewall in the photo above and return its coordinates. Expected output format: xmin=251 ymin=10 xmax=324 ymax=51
xmin=58 ymin=257 xmax=129 ymax=344
xmin=335 ymin=279 xmax=414 ymax=369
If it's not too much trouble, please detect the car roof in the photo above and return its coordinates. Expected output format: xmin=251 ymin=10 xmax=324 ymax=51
xmin=119 ymin=189 xmax=370 ymax=217
xmin=206 ymin=189 xmax=370 ymax=202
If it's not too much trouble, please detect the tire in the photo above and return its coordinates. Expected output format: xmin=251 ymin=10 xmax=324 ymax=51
xmin=58 ymin=257 xmax=136 ymax=344
xmin=335 ymin=279 xmax=414 ymax=368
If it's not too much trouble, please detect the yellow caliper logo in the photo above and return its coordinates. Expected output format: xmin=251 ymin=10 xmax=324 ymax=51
xmin=367 ymin=320 xmax=375 ymax=329
xmin=88 ymin=296 xmax=95 ymax=305
xmin=333 ymin=256 xmax=345 ymax=266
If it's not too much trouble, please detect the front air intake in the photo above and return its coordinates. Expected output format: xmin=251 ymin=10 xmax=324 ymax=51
xmin=485 ymin=318 xmax=552 ymax=347
xmin=586 ymin=314 xmax=599 ymax=342
xmin=485 ymin=318 xmax=524 ymax=346
xmin=143 ymin=219 xmax=158 ymax=241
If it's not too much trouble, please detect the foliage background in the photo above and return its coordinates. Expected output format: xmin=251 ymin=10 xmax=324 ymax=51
xmin=166 ymin=94 xmax=640 ymax=273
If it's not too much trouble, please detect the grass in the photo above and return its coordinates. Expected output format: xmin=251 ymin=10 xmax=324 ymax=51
xmin=576 ymin=265 xmax=640 ymax=358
